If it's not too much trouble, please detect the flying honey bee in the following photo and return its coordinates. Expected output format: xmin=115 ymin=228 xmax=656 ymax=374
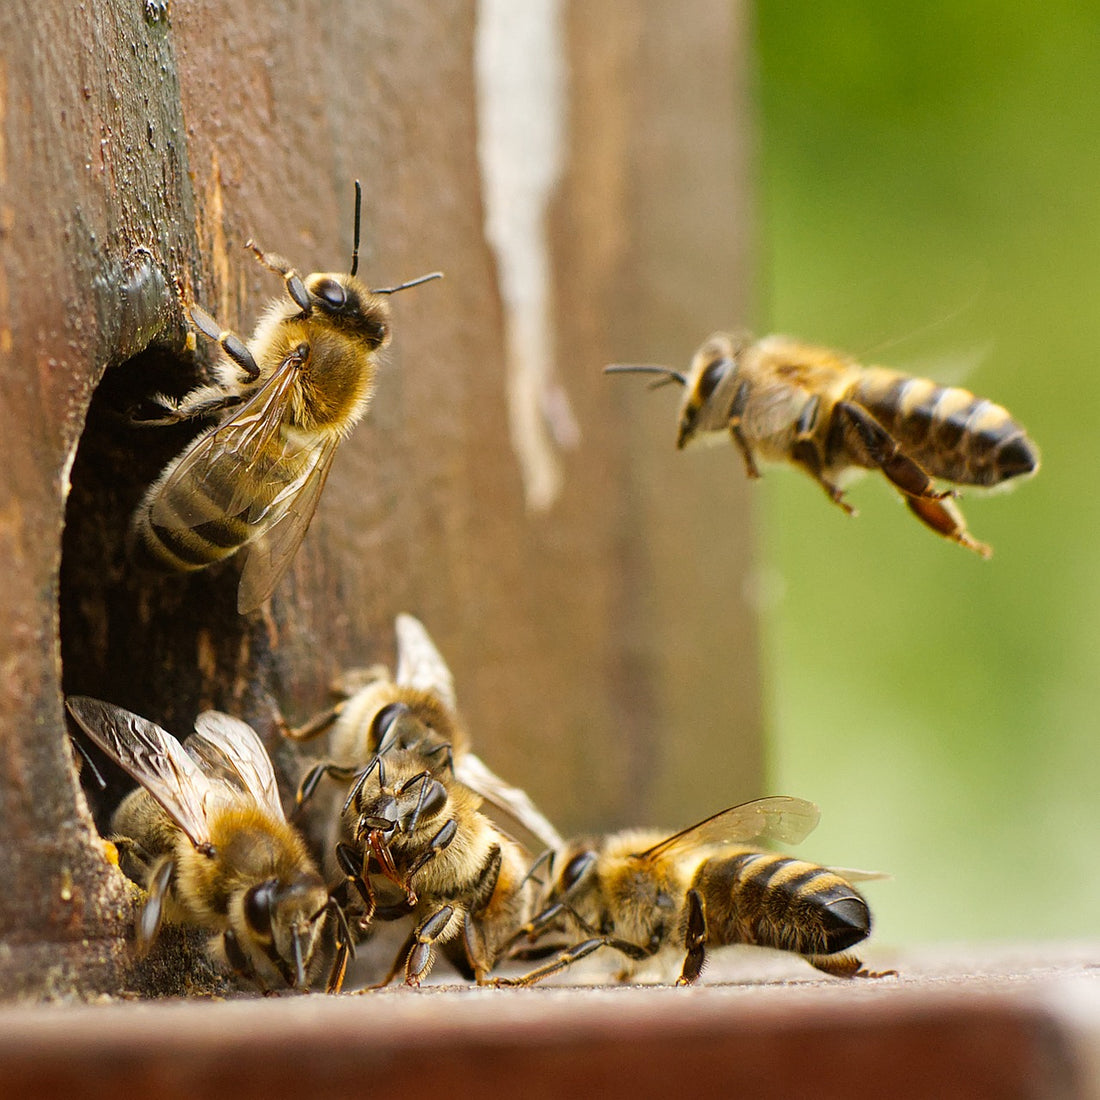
xmin=607 ymin=332 xmax=1040 ymax=557
xmin=495 ymin=796 xmax=891 ymax=986
xmin=328 ymin=711 xmax=543 ymax=990
xmin=288 ymin=613 xmax=562 ymax=854
xmin=66 ymin=696 xmax=335 ymax=990
xmin=131 ymin=182 xmax=442 ymax=612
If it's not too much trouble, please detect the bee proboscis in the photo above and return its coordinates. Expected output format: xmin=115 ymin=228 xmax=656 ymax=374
xmin=131 ymin=181 xmax=442 ymax=612
xmin=607 ymin=332 xmax=1039 ymax=556
xmin=66 ymin=695 xmax=336 ymax=990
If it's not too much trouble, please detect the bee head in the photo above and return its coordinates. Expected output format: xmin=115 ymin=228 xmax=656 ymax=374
xmin=240 ymin=870 xmax=328 ymax=989
xmin=675 ymin=334 xmax=746 ymax=449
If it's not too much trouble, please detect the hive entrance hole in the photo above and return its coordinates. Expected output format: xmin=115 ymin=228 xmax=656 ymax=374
xmin=59 ymin=343 xmax=256 ymax=830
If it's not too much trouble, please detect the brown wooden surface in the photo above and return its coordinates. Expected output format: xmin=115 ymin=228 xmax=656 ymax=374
xmin=0 ymin=1 xmax=758 ymax=997
xmin=0 ymin=946 xmax=1096 ymax=1099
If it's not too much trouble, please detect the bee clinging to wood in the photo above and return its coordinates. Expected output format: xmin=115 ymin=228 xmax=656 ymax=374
xmin=607 ymin=332 xmax=1040 ymax=557
xmin=497 ymin=797 xmax=892 ymax=987
xmin=130 ymin=181 xmax=442 ymax=613
xmin=66 ymin=696 xmax=337 ymax=991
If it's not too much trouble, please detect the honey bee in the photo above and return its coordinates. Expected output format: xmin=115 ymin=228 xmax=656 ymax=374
xmin=607 ymin=332 xmax=1040 ymax=557
xmin=131 ymin=182 xmax=442 ymax=612
xmin=289 ymin=613 xmax=562 ymax=854
xmin=66 ymin=695 xmax=334 ymax=990
xmin=283 ymin=614 xmax=558 ymax=990
xmin=330 ymin=711 xmax=543 ymax=989
xmin=496 ymin=796 xmax=891 ymax=986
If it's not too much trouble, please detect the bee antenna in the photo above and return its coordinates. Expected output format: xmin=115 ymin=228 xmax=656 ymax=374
xmin=349 ymin=180 xmax=362 ymax=278
xmin=372 ymin=271 xmax=444 ymax=296
xmin=604 ymin=364 xmax=687 ymax=388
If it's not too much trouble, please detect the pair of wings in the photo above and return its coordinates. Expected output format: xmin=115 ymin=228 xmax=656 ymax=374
xmin=151 ymin=340 xmax=338 ymax=614
xmin=634 ymin=796 xmax=887 ymax=882
xmin=381 ymin=614 xmax=564 ymax=851
xmin=67 ymin=696 xmax=286 ymax=850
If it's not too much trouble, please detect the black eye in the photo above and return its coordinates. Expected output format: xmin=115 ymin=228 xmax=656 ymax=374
xmin=370 ymin=702 xmax=410 ymax=751
xmin=561 ymin=851 xmax=595 ymax=890
xmin=314 ymin=278 xmax=347 ymax=310
xmin=244 ymin=880 xmax=276 ymax=938
xmin=697 ymin=357 xmax=728 ymax=402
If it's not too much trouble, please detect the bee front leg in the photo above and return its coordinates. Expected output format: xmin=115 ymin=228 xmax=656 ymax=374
xmin=246 ymin=241 xmax=312 ymax=316
xmin=728 ymin=379 xmax=761 ymax=479
xmin=135 ymin=857 xmax=175 ymax=954
xmin=403 ymin=905 xmax=457 ymax=986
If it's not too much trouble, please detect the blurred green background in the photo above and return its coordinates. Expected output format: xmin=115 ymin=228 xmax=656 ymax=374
xmin=753 ymin=4 xmax=1098 ymax=944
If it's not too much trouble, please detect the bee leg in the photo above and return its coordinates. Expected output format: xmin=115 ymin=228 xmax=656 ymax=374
xmin=676 ymin=888 xmax=708 ymax=986
xmin=805 ymin=953 xmax=898 ymax=980
xmin=494 ymin=934 xmax=654 ymax=987
xmin=278 ymin=699 xmax=347 ymax=743
xmin=728 ymin=380 xmax=761 ymax=479
xmin=189 ymin=304 xmax=261 ymax=382
xmin=335 ymin=841 xmax=377 ymax=922
xmin=292 ymin=761 xmax=361 ymax=821
xmin=246 ymin=241 xmax=313 ymax=316
xmin=791 ymin=396 xmax=857 ymax=515
xmin=135 ymin=857 xmax=174 ymax=955
xmin=905 ymin=494 xmax=993 ymax=559
xmin=403 ymin=817 xmax=460 ymax=882
xmin=834 ymin=401 xmax=951 ymax=501
xmin=223 ymin=927 xmax=268 ymax=992
xmin=403 ymin=905 xmax=457 ymax=986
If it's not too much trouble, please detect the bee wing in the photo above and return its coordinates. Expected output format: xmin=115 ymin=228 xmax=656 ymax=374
xmin=236 ymin=433 xmax=339 ymax=613
xmin=635 ymin=796 xmax=821 ymax=861
xmin=454 ymin=751 xmax=564 ymax=850
xmin=150 ymin=349 xmax=304 ymax=531
xmin=65 ymin=696 xmax=214 ymax=848
xmin=828 ymin=866 xmax=891 ymax=883
xmin=394 ymin=613 xmax=457 ymax=711
xmin=187 ymin=711 xmax=286 ymax=823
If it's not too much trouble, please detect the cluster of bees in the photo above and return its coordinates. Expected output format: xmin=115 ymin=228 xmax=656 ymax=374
xmin=67 ymin=183 xmax=1039 ymax=994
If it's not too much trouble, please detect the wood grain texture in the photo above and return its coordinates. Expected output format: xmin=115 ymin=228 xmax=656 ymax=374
xmin=0 ymin=0 xmax=757 ymax=996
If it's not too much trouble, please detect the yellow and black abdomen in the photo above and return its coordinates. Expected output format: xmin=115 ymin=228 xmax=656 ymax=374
xmin=696 ymin=849 xmax=871 ymax=958
xmin=847 ymin=369 xmax=1039 ymax=487
xmin=131 ymin=425 xmax=306 ymax=573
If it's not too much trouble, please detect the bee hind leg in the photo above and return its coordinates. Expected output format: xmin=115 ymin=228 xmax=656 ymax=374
xmin=806 ymin=952 xmax=898 ymax=980
xmin=676 ymin=888 xmax=708 ymax=986
xmin=905 ymin=494 xmax=992 ymax=559
xmin=835 ymin=401 xmax=950 ymax=501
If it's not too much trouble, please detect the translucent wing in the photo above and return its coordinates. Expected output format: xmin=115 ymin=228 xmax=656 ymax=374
xmin=236 ymin=433 xmax=339 ymax=613
xmin=455 ymin=751 xmax=563 ymax=850
xmin=828 ymin=866 xmax=891 ymax=884
xmin=187 ymin=711 xmax=286 ymax=823
xmin=635 ymin=796 xmax=821 ymax=862
xmin=65 ymin=696 xmax=214 ymax=848
xmin=394 ymin=613 xmax=457 ymax=711
xmin=150 ymin=348 xmax=305 ymax=531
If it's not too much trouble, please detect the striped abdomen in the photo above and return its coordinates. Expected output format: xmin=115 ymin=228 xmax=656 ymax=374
xmin=132 ymin=428 xmax=308 ymax=572
xmin=845 ymin=369 xmax=1038 ymax=487
xmin=696 ymin=848 xmax=870 ymax=958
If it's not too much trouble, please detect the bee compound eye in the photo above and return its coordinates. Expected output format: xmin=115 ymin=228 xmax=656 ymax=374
xmin=561 ymin=851 xmax=595 ymax=890
xmin=243 ymin=879 xmax=277 ymax=938
xmin=314 ymin=277 xmax=347 ymax=310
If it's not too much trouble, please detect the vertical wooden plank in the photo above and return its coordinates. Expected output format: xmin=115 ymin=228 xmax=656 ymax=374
xmin=0 ymin=0 xmax=756 ymax=996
